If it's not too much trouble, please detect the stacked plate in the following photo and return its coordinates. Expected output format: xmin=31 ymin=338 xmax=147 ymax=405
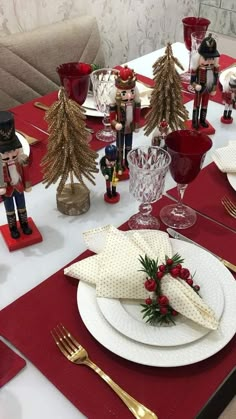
xmin=77 ymin=231 xmax=236 ymax=367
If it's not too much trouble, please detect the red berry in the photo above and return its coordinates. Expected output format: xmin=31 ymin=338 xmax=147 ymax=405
xmin=156 ymin=271 xmax=164 ymax=279
xmin=170 ymin=267 xmax=180 ymax=277
xmin=145 ymin=297 xmax=152 ymax=305
xmin=175 ymin=263 xmax=182 ymax=269
xmin=166 ymin=258 xmax=173 ymax=265
xmin=158 ymin=264 xmax=166 ymax=272
xmin=160 ymin=306 xmax=168 ymax=314
xmin=187 ymin=278 xmax=193 ymax=286
xmin=158 ymin=295 xmax=169 ymax=305
xmin=179 ymin=268 xmax=190 ymax=279
xmin=144 ymin=279 xmax=157 ymax=292
xmin=172 ymin=310 xmax=178 ymax=316
xmin=194 ymin=285 xmax=200 ymax=291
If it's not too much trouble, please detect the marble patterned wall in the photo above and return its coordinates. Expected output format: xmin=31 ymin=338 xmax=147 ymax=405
xmin=199 ymin=0 xmax=236 ymax=37
xmin=0 ymin=0 xmax=199 ymax=66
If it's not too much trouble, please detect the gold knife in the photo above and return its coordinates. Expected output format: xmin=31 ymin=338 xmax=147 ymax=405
xmin=167 ymin=228 xmax=236 ymax=273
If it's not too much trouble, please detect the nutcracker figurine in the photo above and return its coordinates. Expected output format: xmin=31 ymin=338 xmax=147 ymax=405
xmin=190 ymin=33 xmax=220 ymax=130
xmin=100 ymin=144 xmax=120 ymax=204
xmin=0 ymin=111 xmax=32 ymax=239
xmin=110 ymin=66 xmax=141 ymax=179
xmin=151 ymin=120 xmax=170 ymax=149
xmin=221 ymin=74 xmax=236 ymax=124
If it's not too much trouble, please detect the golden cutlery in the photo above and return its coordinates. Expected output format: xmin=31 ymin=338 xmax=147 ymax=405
xmin=51 ymin=324 xmax=157 ymax=419
xmin=221 ymin=196 xmax=236 ymax=219
xmin=34 ymin=102 xmax=94 ymax=133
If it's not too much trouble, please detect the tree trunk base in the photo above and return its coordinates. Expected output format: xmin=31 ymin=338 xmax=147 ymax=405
xmin=56 ymin=183 xmax=90 ymax=216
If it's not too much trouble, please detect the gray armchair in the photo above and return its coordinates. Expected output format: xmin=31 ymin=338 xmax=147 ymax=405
xmin=0 ymin=16 xmax=105 ymax=110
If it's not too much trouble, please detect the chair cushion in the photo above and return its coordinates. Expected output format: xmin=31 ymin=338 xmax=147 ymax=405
xmin=0 ymin=16 xmax=105 ymax=110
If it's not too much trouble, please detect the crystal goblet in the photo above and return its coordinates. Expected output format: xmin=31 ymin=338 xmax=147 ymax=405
xmin=127 ymin=146 xmax=171 ymax=230
xmin=181 ymin=17 xmax=210 ymax=87
xmin=159 ymin=130 xmax=212 ymax=229
xmin=90 ymin=68 xmax=118 ymax=143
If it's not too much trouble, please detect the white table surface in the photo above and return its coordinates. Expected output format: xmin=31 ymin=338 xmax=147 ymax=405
xmin=0 ymin=42 xmax=235 ymax=419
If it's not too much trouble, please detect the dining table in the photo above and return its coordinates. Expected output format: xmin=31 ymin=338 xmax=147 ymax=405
xmin=0 ymin=42 xmax=236 ymax=419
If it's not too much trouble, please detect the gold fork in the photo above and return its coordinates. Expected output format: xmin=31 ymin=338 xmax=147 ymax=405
xmin=221 ymin=196 xmax=236 ymax=219
xmin=51 ymin=324 xmax=157 ymax=419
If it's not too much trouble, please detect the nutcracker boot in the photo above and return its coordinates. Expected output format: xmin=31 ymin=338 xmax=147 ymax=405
xmin=200 ymin=108 xmax=209 ymax=128
xmin=124 ymin=147 xmax=131 ymax=168
xmin=6 ymin=211 xmax=20 ymax=239
xmin=223 ymin=110 xmax=228 ymax=119
xmin=18 ymin=208 xmax=32 ymax=235
xmin=112 ymin=186 xmax=117 ymax=197
xmin=192 ymin=107 xmax=199 ymax=129
xmin=227 ymin=110 xmax=232 ymax=119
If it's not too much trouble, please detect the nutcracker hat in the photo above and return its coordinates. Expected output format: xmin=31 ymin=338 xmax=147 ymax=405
xmin=229 ymin=75 xmax=236 ymax=88
xmin=115 ymin=65 xmax=137 ymax=90
xmin=105 ymin=144 xmax=117 ymax=161
xmin=0 ymin=111 xmax=22 ymax=153
xmin=198 ymin=33 xmax=220 ymax=58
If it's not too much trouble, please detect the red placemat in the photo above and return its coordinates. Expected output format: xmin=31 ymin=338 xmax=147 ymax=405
xmin=0 ymin=339 xmax=26 ymax=387
xmin=167 ymin=162 xmax=236 ymax=233
xmin=0 ymin=195 xmax=235 ymax=418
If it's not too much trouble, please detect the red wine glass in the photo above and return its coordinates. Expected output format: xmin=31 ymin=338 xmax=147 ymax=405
xmin=57 ymin=62 xmax=92 ymax=105
xmin=159 ymin=130 xmax=212 ymax=229
xmin=181 ymin=17 xmax=210 ymax=86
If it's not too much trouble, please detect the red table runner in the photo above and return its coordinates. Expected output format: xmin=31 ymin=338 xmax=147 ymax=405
xmin=0 ymin=195 xmax=235 ymax=418
xmin=167 ymin=162 xmax=236 ymax=233
xmin=0 ymin=339 xmax=26 ymax=387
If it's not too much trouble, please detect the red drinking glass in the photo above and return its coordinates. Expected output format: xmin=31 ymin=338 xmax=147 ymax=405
xmin=181 ymin=16 xmax=210 ymax=87
xmin=56 ymin=62 xmax=92 ymax=105
xmin=159 ymin=130 xmax=212 ymax=229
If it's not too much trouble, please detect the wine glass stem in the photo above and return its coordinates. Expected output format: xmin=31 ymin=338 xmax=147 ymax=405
xmin=103 ymin=107 xmax=112 ymax=132
xmin=139 ymin=203 xmax=152 ymax=217
xmin=176 ymin=183 xmax=188 ymax=210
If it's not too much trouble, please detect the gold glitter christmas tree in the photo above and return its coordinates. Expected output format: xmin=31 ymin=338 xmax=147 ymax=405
xmin=144 ymin=43 xmax=189 ymax=136
xmin=41 ymin=88 xmax=98 ymax=195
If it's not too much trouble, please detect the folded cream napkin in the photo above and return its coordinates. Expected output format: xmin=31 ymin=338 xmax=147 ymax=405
xmin=65 ymin=225 xmax=219 ymax=330
xmin=212 ymin=141 xmax=236 ymax=173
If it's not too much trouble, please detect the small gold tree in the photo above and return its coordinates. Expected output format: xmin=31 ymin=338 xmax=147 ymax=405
xmin=41 ymin=88 xmax=98 ymax=215
xmin=144 ymin=43 xmax=189 ymax=136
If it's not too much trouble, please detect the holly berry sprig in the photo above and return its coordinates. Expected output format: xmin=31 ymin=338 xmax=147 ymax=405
xmin=139 ymin=253 xmax=201 ymax=326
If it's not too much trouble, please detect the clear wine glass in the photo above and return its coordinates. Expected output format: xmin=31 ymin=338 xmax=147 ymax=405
xmin=127 ymin=146 xmax=171 ymax=230
xmin=181 ymin=17 xmax=210 ymax=87
xmin=90 ymin=68 xmax=118 ymax=142
xmin=159 ymin=130 xmax=212 ymax=229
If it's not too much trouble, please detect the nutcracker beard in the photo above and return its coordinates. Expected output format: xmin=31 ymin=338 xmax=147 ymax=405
xmin=7 ymin=161 xmax=21 ymax=185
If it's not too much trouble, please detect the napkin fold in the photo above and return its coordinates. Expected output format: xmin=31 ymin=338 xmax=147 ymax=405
xmin=212 ymin=141 xmax=236 ymax=173
xmin=65 ymin=225 xmax=219 ymax=330
xmin=0 ymin=340 xmax=26 ymax=387
xmin=136 ymin=81 xmax=152 ymax=108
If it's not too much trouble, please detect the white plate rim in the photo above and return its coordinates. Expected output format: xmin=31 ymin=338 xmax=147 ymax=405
xmin=227 ymin=172 xmax=236 ymax=191
xmin=77 ymin=239 xmax=236 ymax=367
xmin=16 ymin=132 xmax=30 ymax=156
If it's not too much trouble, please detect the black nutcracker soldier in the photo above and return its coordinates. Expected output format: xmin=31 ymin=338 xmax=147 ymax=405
xmin=0 ymin=111 xmax=32 ymax=239
xmin=110 ymin=66 xmax=141 ymax=179
xmin=100 ymin=144 xmax=120 ymax=204
xmin=190 ymin=33 xmax=220 ymax=130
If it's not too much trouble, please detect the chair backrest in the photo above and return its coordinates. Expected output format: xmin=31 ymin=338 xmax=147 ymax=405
xmin=0 ymin=16 xmax=105 ymax=110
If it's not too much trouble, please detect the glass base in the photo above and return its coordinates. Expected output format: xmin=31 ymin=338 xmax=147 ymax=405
xmin=128 ymin=213 xmax=160 ymax=230
xmin=159 ymin=203 xmax=197 ymax=229
xmin=96 ymin=129 xmax=116 ymax=143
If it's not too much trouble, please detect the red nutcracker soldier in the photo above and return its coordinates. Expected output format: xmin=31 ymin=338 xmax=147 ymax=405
xmin=190 ymin=33 xmax=220 ymax=131
xmin=221 ymin=74 xmax=236 ymax=124
xmin=110 ymin=66 xmax=141 ymax=179
xmin=0 ymin=111 xmax=32 ymax=239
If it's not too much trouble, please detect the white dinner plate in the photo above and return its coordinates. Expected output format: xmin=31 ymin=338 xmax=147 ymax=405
xmin=16 ymin=132 xmax=30 ymax=156
xmin=83 ymin=96 xmax=103 ymax=117
xmin=97 ymin=246 xmax=224 ymax=346
xmin=77 ymin=239 xmax=236 ymax=367
xmin=227 ymin=172 xmax=236 ymax=191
